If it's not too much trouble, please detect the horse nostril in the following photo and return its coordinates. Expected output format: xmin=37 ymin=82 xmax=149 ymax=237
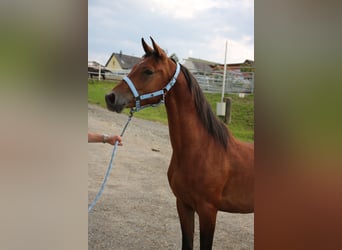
xmin=106 ymin=93 xmax=116 ymax=104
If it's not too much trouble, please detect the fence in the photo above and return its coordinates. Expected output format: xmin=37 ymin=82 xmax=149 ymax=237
xmin=88 ymin=68 xmax=130 ymax=81
xmin=88 ymin=67 xmax=254 ymax=94
xmin=191 ymin=68 xmax=254 ymax=94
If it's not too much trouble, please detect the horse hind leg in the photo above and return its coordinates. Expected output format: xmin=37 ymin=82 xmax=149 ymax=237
xmin=177 ymin=199 xmax=195 ymax=250
xmin=197 ymin=204 xmax=218 ymax=250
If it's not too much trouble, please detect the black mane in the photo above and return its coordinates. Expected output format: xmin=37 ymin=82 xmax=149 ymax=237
xmin=180 ymin=64 xmax=229 ymax=149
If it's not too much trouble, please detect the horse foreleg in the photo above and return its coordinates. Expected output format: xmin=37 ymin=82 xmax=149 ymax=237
xmin=177 ymin=199 xmax=195 ymax=250
xmin=197 ymin=204 xmax=218 ymax=250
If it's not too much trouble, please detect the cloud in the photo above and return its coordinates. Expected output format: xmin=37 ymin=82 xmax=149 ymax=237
xmin=149 ymin=0 xmax=253 ymax=20
xmin=149 ymin=0 xmax=214 ymax=19
xmin=88 ymin=0 xmax=254 ymax=64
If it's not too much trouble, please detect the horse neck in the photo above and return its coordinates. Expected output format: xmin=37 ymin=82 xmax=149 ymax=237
xmin=164 ymin=73 xmax=210 ymax=150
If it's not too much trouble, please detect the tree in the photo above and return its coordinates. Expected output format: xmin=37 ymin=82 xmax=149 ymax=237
xmin=240 ymin=60 xmax=255 ymax=73
xmin=170 ymin=53 xmax=179 ymax=63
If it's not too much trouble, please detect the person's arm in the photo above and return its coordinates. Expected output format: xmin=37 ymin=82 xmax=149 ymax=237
xmin=88 ymin=132 xmax=123 ymax=146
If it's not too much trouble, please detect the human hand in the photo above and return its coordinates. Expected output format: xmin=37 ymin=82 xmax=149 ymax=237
xmin=105 ymin=135 xmax=123 ymax=146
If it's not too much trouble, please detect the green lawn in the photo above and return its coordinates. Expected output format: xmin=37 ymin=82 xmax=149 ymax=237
xmin=88 ymin=79 xmax=254 ymax=142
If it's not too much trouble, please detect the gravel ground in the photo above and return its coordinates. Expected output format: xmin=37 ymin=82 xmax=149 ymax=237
xmin=88 ymin=103 xmax=254 ymax=249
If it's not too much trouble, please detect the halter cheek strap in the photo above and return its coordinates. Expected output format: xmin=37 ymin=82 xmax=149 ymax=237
xmin=123 ymin=62 xmax=180 ymax=112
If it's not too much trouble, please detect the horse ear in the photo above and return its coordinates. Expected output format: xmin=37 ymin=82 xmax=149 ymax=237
xmin=142 ymin=38 xmax=153 ymax=55
xmin=150 ymin=37 xmax=166 ymax=58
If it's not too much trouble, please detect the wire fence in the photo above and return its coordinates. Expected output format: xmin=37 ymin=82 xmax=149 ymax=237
xmin=191 ymin=69 xmax=254 ymax=94
xmin=88 ymin=67 xmax=254 ymax=94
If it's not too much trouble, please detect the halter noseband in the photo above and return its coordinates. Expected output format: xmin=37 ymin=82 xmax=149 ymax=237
xmin=123 ymin=62 xmax=180 ymax=113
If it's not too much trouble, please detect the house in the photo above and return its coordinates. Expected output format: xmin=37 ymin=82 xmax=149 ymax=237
xmin=88 ymin=61 xmax=112 ymax=80
xmin=182 ymin=57 xmax=219 ymax=74
xmin=183 ymin=58 xmax=254 ymax=72
xmin=211 ymin=59 xmax=254 ymax=79
xmin=206 ymin=59 xmax=254 ymax=72
xmin=88 ymin=61 xmax=104 ymax=68
xmin=105 ymin=52 xmax=142 ymax=71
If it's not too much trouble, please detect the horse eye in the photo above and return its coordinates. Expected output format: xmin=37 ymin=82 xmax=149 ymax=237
xmin=144 ymin=69 xmax=153 ymax=75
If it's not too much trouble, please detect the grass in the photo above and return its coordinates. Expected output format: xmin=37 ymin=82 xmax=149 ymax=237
xmin=88 ymin=79 xmax=254 ymax=142
xmin=88 ymin=79 xmax=168 ymax=123
xmin=205 ymin=93 xmax=254 ymax=142
xmin=88 ymin=79 xmax=114 ymax=106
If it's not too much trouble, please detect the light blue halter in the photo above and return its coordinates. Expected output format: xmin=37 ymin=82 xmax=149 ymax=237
xmin=123 ymin=62 xmax=181 ymax=112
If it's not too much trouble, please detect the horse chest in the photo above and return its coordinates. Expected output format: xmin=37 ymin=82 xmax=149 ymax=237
xmin=167 ymin=160 xmax=216 ymax=207
xmin=168 ymin=170 xmax=197 ymax=207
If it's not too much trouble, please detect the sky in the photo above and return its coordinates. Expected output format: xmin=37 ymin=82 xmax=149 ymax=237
xmin=88 ymin=0 xmax=254 ymax=65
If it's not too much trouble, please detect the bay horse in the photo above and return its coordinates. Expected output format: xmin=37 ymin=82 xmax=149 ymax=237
xmin=105 ymin=37 xmax=254 ymax=250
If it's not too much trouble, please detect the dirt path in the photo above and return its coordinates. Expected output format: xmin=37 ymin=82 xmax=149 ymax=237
xmin=88 ymin=104 xmax=254 ymax=249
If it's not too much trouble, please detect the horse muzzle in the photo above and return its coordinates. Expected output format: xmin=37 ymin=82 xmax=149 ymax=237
xmin=105 ymin=92 xmax=129 ymax=113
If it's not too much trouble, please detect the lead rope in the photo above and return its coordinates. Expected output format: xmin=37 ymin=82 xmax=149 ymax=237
xmin=88 ymin=110 xmax=134 ymax=213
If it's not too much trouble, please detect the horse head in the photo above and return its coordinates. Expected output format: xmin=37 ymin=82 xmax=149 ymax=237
xmin=105 ymin=37 xmax=178 ymax=113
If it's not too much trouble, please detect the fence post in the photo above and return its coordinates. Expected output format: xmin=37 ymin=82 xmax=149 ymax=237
xmin=223 ymin=97 xmax=232 ymax=124
xmin=98 ymin=65 xmax=101 ymax=81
